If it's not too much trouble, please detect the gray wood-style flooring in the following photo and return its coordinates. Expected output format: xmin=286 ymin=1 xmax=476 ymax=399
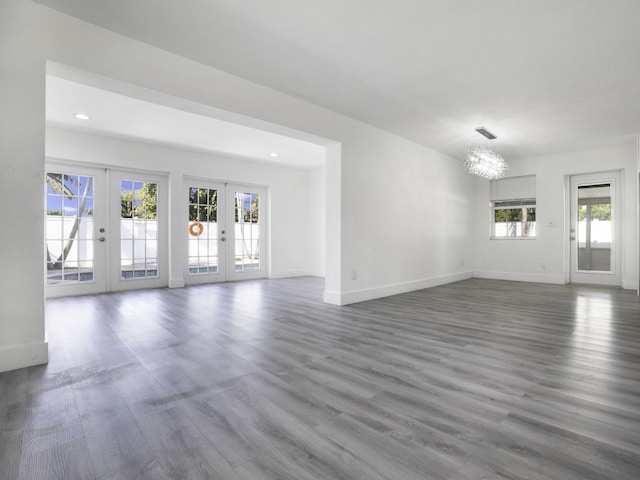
xmin=1 ymin=277 xmax=640 ymax=479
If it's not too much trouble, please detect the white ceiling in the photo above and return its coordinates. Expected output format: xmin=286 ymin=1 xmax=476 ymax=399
xmin=38 ymin=0 xmax=640 ymax=161
xmin=46 ymin=76 xmax=328 ymax=169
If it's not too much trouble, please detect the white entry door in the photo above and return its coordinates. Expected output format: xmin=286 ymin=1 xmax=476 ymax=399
xmin=569 ymin=171 xmax=622 ymax=286
xmin=184 ymin=180 xmax=267 ymax=285
xmin=45 ymin=164 xmax=168 ymax=298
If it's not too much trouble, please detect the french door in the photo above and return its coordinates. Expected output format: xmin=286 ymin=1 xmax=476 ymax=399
xmin=569 ymin=171 xmax=622 ymax=286
xmin=45 ymin=163 xmax=168 ymax=298
xmin=184 ymin=179 xmax=267 ymax=285
xmin=45 ymin=165 xmax=107 ymax=297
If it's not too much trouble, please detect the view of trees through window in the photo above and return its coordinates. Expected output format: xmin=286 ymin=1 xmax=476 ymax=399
xmin=120 ymin=180 xmax=159 ymax=279
xmin=121 ymin=182 xmax=157 ymax=219
xmin=493 ymin=205 xmax=536 ymax=238
xmin=578 ymin=204 xmax=611 ymax=221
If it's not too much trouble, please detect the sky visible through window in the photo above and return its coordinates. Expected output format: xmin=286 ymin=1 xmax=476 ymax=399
xmin=46 ymin=174 xmax=94 ymax=216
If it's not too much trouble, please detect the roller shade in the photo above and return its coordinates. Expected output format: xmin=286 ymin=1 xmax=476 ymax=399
xmin=490 ymin=175 xmax=536 ymax=202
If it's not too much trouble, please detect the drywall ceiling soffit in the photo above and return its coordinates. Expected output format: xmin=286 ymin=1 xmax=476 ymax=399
xmin=46 ymin=75 xmax=328 ymax=169
xmin=36 ymin=0 xmax=640 ymax=160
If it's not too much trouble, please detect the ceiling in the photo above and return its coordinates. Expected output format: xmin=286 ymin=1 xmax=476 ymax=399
xmin=38 ymin=0 xmax=640 ymax=161
xmin=46 ymin=76 xmax=327 ymax=169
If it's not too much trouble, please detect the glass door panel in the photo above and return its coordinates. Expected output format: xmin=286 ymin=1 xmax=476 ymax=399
xmin=188 ymin=186 xmax=219 ymax=275
xmin=45 ymin=165 xmax=107 ymax=298
xmin=234 ymin=191 xmax=261 ymax=272
xmin=577 ymin=184 xmax=612 ymax=272
xmin=184 ymin=180 xmax=226 ymax=285
xmin=120 ymin=179 xmax=159 ymax=279
xmin=570 ymin=171 xmax=621 ymax=286
xmin=109 ymin=171 xmax=167 ymax=292
xmin=227 ymin=185 xmax=266 ymax=281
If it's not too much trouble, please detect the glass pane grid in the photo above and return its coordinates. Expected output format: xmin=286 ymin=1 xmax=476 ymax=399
xmin=121 ymin=180 xmax=159 ymax=280
xmin=493 ymin=205 xmax=536 ymax=238
xmin=234 ymin=192 xmax=260 ymax=271
xmin=188 ymin=187 xmax=219 ymax=276
xmin=46 ymin=172 xmax=95 ymax=284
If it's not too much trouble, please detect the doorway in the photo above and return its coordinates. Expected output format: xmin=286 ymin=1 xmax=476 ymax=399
xmin=569 ymin=171 xmax=622 ymax=286
xmin=45 ymin=163 xmax=168 ymax=298
xmin=184 ymin=178 xmax=267 ymax=285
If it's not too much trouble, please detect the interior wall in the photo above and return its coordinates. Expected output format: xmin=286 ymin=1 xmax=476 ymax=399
xmin=637 ymin=132 xmax=640 ymax=294
xmin=0 ymin=0 xmax=49 ymax=372
xmin=338 ymin=124 xmax=475 ymax=305
xmin=1 ymin=0 xmax=475 ymax=372
xmin=306 ymin=167 xmax=326 ymax=278
xmin=46 ymin=128 xmax=324 ymax=283
xmin=474 ymin=142 xmax=639 ymax=290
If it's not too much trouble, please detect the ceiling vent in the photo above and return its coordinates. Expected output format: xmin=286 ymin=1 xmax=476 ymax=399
xmin=475 ymin=127 xmax=497 ymax=140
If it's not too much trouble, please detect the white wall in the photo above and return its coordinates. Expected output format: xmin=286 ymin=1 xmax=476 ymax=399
xmin=474 ymin=142 xmax=639 ymax=289
xmin=338 ymin=124 xmax=475 ymax=305
xmin=46 ymin=128 xmax=323 ymax=284
xmin=0 ymin=0 xmax=475 ymax=372
xmin=306 ymin=166 xmax=326 ymax=278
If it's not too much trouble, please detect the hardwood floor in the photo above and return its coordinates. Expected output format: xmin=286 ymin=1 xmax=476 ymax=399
xmin=1 ymin=277 xmax=640 ymax=479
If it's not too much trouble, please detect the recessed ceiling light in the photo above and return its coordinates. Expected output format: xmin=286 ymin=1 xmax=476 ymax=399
xmin=269 ymin=152 xmax=278 ymax=158
xmin=73 ymin=113 xmax=91 ymax=120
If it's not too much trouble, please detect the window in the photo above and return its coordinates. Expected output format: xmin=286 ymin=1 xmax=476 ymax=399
xmin=490 ymin=175 xmax=536 ymax=239
xmin=492 ymin=200 xmax=536 ymax=237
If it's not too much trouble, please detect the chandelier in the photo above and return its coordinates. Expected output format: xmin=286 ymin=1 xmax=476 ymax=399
xmin=463 ymin=127 xmax=507 ymax=180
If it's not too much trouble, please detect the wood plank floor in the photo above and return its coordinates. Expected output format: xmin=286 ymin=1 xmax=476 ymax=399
xmin=1 ymin=277 xmax=640 ymax=479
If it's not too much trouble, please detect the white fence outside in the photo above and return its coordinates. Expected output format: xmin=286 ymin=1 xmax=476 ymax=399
xmin=47 ymin=217 xmax=257 ymax=266
xmin=46 ymin=217 xmax=159 ymax=264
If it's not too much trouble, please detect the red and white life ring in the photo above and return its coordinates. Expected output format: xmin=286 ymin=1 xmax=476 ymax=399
xmin=189 ymin=222 xmax=204 ymax=236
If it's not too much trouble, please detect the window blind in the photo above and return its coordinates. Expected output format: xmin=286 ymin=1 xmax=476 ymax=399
xmin=490 ymin=175 xmax=536 ymax=202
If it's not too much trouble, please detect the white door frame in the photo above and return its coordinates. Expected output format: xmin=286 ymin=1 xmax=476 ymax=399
xmin=567 ymin=170 xmax=622 ymax=286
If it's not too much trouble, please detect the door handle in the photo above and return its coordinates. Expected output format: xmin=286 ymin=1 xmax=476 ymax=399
xmin=221 ymin=237 xmax=226 ymax=242
xmin=98 ymin=237 xmax=106 ymax=242
xmin=570 ymin=235 xmax=576 ymax=240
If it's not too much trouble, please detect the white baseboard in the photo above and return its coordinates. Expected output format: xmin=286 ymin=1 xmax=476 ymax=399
xmin=269 ymin=269 xmax=308 ymax=279
xmin=169 ymin=278 xmax=185 ymax=288
xmin=334 ymin=271 xmax=473 ymax=306
xmin=473 ymin=270 xmax=565 ymax=284
xmin=323 ymin=290 xmax=342 ymax=305
xmin=0 ymin=341 xmax=49 ymax=373
xmin=306 ymin=268 xmax=326 ymax=278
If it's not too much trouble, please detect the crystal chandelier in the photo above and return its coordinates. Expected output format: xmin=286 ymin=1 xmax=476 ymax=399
xmin=463 ymin=127 xmax=507 ymax=180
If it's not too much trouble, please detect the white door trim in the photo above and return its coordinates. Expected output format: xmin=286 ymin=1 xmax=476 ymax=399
xmin=568 ymin=170 xmax=623 ymax=286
